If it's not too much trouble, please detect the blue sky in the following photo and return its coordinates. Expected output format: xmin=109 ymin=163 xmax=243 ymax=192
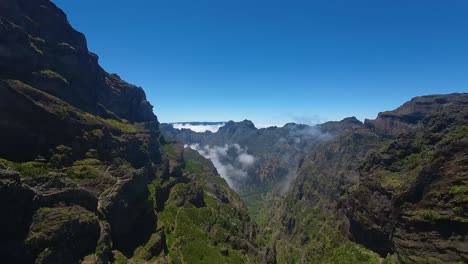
xmin=52 ymin=0 xmax=468 ymax=126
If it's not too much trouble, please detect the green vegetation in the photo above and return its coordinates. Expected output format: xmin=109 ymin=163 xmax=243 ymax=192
xmin=449 ymin=184 xmax=468 ymax=204
xmin=26 ymin=206 xmax=98 ymax=243
xmin=65 ymin=160 xmax=106 ymax=180
xmin=150 ymin=150 xmax=257 ymax=264
xmin=0 ymin=159 xmax=49 ymax=177
xmin=38 ymin=69 xmax=69 ymax=84
xmin=131 ymin=232 xmax=165 ymax=262
xmin=274 ymin=199 xmax=386 ymax=264
xmin=241 ymin=190 xmax=270 ymax=227
xmin=104 ymin=118 xmax=140 ymax=133
xmin=183 ymin=159 xmax=204 ymax=175
xmin=112 ymin=251 xmax=128 ymax=264
xmin=50 ymin=145 xmax=73 ymax=168
xmin=163 ymin=144 xmax=177 ymax=159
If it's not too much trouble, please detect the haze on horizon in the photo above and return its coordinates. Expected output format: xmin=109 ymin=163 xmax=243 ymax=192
xmin=53 ymin=0 xmax=468 ymax=126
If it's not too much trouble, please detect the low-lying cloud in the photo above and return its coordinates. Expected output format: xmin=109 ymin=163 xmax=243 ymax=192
xmin=274 ymin=125 xmax=334 ymax=194
xmin=172 ymin=123 xmax=225 ymax=133
xmin=186 ymin=143 xmax=255 ymax=189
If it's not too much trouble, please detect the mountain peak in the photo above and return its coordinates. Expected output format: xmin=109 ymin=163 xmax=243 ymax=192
xmin=223 ymin=120 xmax=256 ymax=130
xmin=365 ymin=93 xmax=468 ymax=135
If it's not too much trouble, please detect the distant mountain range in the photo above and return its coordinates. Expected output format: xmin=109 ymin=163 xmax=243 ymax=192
xmin=161 ymin=94 xmax=468 ymax=263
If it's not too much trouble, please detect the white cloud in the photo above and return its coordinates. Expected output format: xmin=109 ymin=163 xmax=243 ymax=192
xmin=185 ymin=143 xmax=255 ymax=189
xmin=237 ymin=153 xmax=255 ymax=168
xmin=172 ymin=123 xmax=225 ymax=133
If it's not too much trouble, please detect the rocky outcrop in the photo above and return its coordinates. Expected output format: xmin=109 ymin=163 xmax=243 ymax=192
xmin=348 ymin=98 xmax=468 ymax=263
xmin=365 ymin=93 xmax=468 ymax=136
xmin=268 ymin=93 xmax=468 ymax=263
xmin=98 ymin=170 xmax=157 ymax=255
xmin=26 ymin=205 xmax=100 ymax=264
xmin=25 ymin=173 xmax=98 ymax=212
xmin=0 ymin=0 xmax=158 ymax=162
xmin=0 ymin=0 xmax=155 ymax=123
xmin=0 ymin=167 xmax=35 ymax=263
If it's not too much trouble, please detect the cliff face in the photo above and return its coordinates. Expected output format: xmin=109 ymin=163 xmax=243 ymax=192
xmin=0 ymin=1 xmax=261 ymax=263
xmin=163 ymin=94 xmax=468 ymax=264
xmin=273 ymin=93 xmax=468 ymax=263
xmin=0 ymin=0 xmax=155 ymax=161
xmin=161 ymin=118 xmax=362 ymax=192
xmin=347 ymin=94 xmax=468 ymax=263
xmin=364 ymin=93 xmax=468 ymax=136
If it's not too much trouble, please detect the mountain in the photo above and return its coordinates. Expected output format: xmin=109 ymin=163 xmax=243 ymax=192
xmin=0 ymin=1 xmax=263 ymax=263
xmin=161 ymin=94 xmax=468 ymax=263
xmin=161 ymin=118 xmax=362 ymax=191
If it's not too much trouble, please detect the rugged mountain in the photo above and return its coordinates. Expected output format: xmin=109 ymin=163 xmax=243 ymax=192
xmin=162 ymin=94 xmax=468 ymax=263
xmin=0 ymin=0 xmax=261 ymax=263
xmin=347 ymin=94 xmax=468 ymax=263
xmin=161 ymin=118 xmax=362 ymax=191
xmin=273 ymin=93 xmax=468 ymax=263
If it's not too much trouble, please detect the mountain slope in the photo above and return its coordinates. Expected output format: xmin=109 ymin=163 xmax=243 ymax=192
xmin=162 ymin=94 xmax=468 ymax=264
xmin=273 ymin=93 xmax=468 ymax=263
xmin=0 ymin=1 xmax=261 ymax=263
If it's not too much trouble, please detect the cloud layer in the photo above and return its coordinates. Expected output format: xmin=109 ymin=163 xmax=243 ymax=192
xmin=172 ymin=123 xmax=225 ymax=133
xmin=186 ymin=143 xmax=255 ymax=189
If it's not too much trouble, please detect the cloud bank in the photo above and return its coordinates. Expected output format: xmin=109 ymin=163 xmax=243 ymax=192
xmin=172 ymin=123 xmax=225 ymax=133
xmin=185 ymin=143 xmax=255 ymax=189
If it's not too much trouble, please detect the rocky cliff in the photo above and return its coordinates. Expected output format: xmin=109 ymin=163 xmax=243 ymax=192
xmin=0 ymin=1 xmax=261 ymax=263
xmin=163 ymin=94 xmax=468 ymax=264
xmin=272 ymin=93 xmax=468 ymax=263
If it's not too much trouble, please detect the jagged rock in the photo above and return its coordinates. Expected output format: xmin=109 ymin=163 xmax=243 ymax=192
xmin=169 ymin=182 xmax=206 ymax=208
xmin=0 ymin=0 xmax=159 ymax=162
xmin=95 ymin=221 xmax=112 ymax=264
xmin=25 ymin=205 xmax=100 ymax=264
xmin=98 ymin=170 xmax=156 ymax=255
xmin=0 ymin=168 xmax=36 ymax=263
xmin=347 ymin=95 xmax=468 ymax=263
xmin=365 ymin=93 xmax=468 ymax=136
xmin=25 ymin=173 xmax=98 ymax=212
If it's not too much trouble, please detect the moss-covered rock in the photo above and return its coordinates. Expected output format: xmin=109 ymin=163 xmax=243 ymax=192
xmin=26 ymin=206 xmax=100 ymax=264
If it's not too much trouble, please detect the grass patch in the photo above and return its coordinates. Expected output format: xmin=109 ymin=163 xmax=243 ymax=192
xmin=163 ymin=144 xmax=177 ymax=159
xmin=38 ymin=69 xmax=69 ymax=84
xmin=0 ymin=158 xmax=49 ymax=177
xmin=104 ymin=119 xmax=139 ymax=133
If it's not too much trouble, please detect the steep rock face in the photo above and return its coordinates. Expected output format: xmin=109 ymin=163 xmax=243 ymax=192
xmin=161 ymin=118 xmax=361 ymax=193
xmin=348 ymin=97 xmax=468 ymax=263
xmin=0 ymin=0 xmax=155 ymax=123
xmin=0 ymin=0 xmax=156 ymax=161
xmin=364 ymin=93 xmax=468 ymax=136
xmin=0 ymin=2 xmax=263 ymax=263
xmin=26 ymin=205 xmax=100 ymax=264
xmin=99 ymin=170 xmax=157 ymax=255
xmin=0 ymin=167 xmax=35 ymax=263
xmin=270 ymin=126 xmax=385 ymax=264
xmin=0 ymin=0 xmax=176 ymax=263
xmin=272 ymin=93 xmax=468 ymax=263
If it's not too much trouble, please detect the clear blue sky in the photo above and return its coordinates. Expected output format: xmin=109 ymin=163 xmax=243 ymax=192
xmin=52 ymin=0 xmax=468 ymax=126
